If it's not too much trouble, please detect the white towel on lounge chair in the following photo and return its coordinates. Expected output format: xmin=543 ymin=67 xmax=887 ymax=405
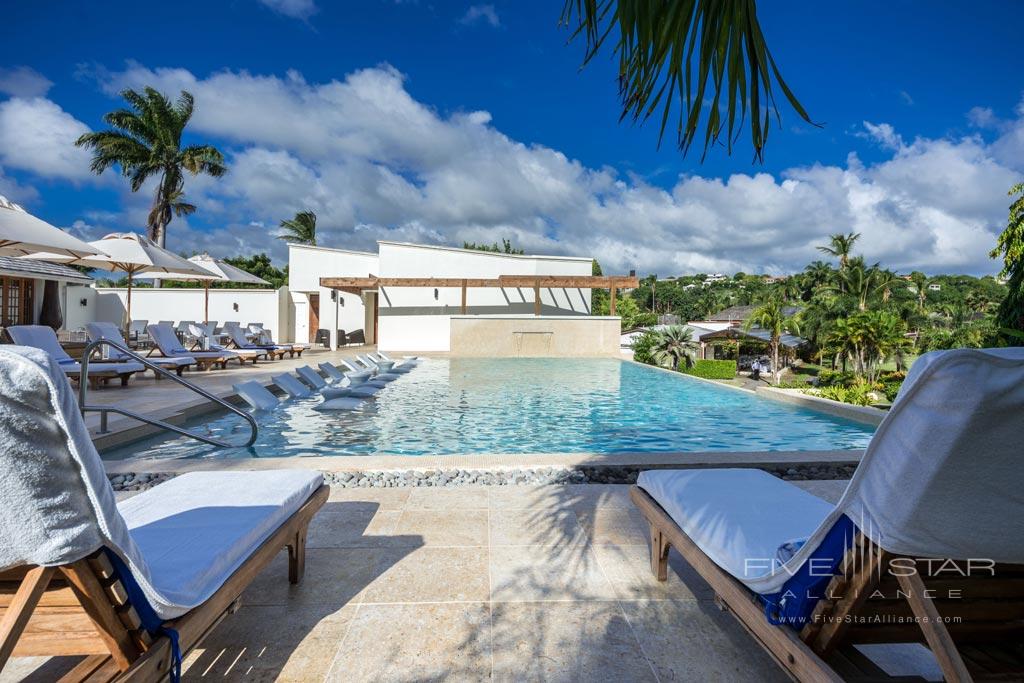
xmin=8 ymin=326 xmax=144 ymax=376
xmin=638 ymin=347 xmax=1024 ymax=596
xmin=0 ymin=346 xmax=322 ymax=620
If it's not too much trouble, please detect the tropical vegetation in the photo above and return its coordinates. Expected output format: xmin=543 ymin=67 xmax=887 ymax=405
xmin=463 ymin=239 xmax=524 ymax=254
xmin=75 ymin=87 xmax=226 ymax=249
xmin=560 ymin=0 xmax=813 ymax=160
xmin=278 ymin=210 xmax=318 ymax=246
xmin=649 ymin=325 xmax=699 ymax=370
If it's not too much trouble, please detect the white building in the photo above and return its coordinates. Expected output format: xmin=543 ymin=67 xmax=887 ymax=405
xmin=288 ymin=241 xmax=614 ymax=353
xmin=54 ymin=240 xmax=627 ymax=356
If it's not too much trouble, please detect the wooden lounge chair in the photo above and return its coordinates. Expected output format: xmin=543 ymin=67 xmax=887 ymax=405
xmin=7 ymin=325 xmax=143 ymax=389
xmin=147 ymin=323 xmax=236 ymax=371
xmin=249 ymin=323 xmax=309 ymax=358
xmin=85 ymin=322 xmax=193 ymax=378
xmin=222 ymin=322 xmax=288 ymax=361
xmin=632 ymin=347 xmax=1024 ymax=682
xmin=0 ymin=346 xmax=328 ymax=682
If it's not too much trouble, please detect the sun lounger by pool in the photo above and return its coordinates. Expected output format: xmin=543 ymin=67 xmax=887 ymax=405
xmin=295 ymin=365 xmax=379 ymax=399
xmin=233 ymin=380 xmax=282 ymax=411
xmin=223 ymin=322 xmax=288 ymax=360
xmin=0 ymin=346 xmax=328 ymax=680
xmin=250 ymin=323 xmax=309 ymax=358
xmin=7 ymin=325 xmax=144 ymax=388
xmin=148 ymin=323 xmax=238 ymax=370
xmin=372 ymin=351 xmax=418 ymax=364
xmin=86 ymin=322 xmax=193 ymax=377
xmin=346 ymin=357 xmax=400 ymax=382
xmin=273 ymin=373 xmax=314 ymax=399
xmin=631 ymin=347 xmax=1024 ymax=681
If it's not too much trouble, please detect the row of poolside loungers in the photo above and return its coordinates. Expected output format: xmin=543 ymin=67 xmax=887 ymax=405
xmin=233 ymin=353 xmax=419 ymax=412
xmin=5 ymin=321 xmax=313 ymax=388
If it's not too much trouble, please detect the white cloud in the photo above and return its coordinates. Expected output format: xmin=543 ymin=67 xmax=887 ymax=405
xmin=257 ymin=0 xmax=317 ymax=20
xmin=38 ymin=64 xmax=1024 ymax=275
xmin=460 ymin=4 xmax=500 ymax=27
xmin=0 ymin=97 xmax=93 ymax=180
xmin=0 ymin=166 xmax=40 ymax=205
xmin=0 ymin=66 xmax=53 ymax=98
xmin=899 ymin=90 xmax=914 ymax=106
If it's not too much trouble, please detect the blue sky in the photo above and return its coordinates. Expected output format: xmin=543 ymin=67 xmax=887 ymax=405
xmin=1 ymin=1 xmax=1021 ymax=275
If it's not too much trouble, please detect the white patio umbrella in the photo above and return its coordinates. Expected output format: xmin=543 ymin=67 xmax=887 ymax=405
xmin=23 ymin=232 xmax=219 ymax=327
xmin=162 ymin=253 xmax=271 ymax=323
xmin=0 ymin=195 xmax=104 ymax=258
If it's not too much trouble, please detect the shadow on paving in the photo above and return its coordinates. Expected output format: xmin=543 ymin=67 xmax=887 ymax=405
xmin=7 ymin=501 xmax=420 ymax=683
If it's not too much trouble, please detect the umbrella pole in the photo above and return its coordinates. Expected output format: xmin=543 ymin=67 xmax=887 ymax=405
xmin=126 ymin=270 xmax=133 ymax=337
xmin=205 ymin=281 xmax=210 ymax=324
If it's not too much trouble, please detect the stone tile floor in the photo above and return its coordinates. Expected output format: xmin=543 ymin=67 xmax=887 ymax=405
xmin=4 ymin=481 xmax=942 ymax=682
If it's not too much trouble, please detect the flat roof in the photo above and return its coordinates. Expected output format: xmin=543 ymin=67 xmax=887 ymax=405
xmin=287 ymin=243 xmax=378 ymax=257
xmin=376 ymin=240 xmax=594 ymax=263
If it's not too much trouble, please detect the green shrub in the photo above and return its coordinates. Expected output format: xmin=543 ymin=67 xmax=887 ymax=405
xmin=818 ymin=369 xmax=857 ymax=387
xmin=881 ymin=380 xmax=903 ymax=402
xmin=682 ymin=359 xmax=737 ymax=379
xmin=812 ymin=382 xmax=873 ymax=406
xmin=631 ymin=330 xmax=659 ymax=365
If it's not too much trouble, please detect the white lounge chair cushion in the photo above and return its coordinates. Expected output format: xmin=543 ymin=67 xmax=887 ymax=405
xmin=0 ymin=346 xmax=324 ymax=620
xmin=345 ymin=370 xmax=373 ymax=384
xmin=315 ymin=397 xmax=365 ymax=411
xmin=118 ymin=471 xmax=322 ymax=613
xmin=59 ymin=361 xmax=146 ymax=375
xmin=234 ymin=381 xmax=280 ymax=411
xmin=318 ymin=363 xmax=345 ymax=382
xmin=637 ymin=469 xmax=834 ymax=584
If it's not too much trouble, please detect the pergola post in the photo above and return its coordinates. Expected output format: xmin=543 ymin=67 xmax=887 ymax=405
xmin=609 ymin=286 xmax=617 ymax=316
xmin=461 ymin=279 xmax=467 ymax=314
xmin=533 ymin=279 xmax=541 ymax=316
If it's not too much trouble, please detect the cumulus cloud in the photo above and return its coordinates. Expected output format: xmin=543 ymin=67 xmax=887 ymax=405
xmin=35 ymin=64 xmax=1024 ymax=275
xmin=0 ymin=66 xmax=53 ymax=98
xmin=0 ymin=97 xmax=93 ymax=180
xmin=257 ymin=0 xmax=317 ymax=20
xmin=460 ymin=4 xmax=500 ymax=27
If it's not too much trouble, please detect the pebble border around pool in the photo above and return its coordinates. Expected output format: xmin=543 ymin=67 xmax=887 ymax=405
xmin=108 ymin=462 xmax=857 ymax=492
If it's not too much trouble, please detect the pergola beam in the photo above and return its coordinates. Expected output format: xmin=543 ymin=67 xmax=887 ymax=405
xmin=319 ymin=275 xmax=639 ymax=290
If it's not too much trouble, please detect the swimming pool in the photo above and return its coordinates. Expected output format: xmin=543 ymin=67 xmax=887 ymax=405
xmin=102 ymin=358 xmax=875 ymax=460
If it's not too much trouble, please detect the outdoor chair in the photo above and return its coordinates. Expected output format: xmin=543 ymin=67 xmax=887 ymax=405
xmin=0 ymin=346 xmax=328 ymax=681
xmin=222 ymin=322 xmax=288 ymax=360
xmin=314 ymin=329 xmax=331 ymax=348
xmin=233 ymin=380 xmax=282 ymax=411
xmin=7 ymin=325 xmax=143 ymax=389
xmin=631 ymin=347 xmax=1024 ymax=682
xmin=147 ymin=323 xmax=239 ymax=371
xmin=85 ymin=322 xmax=193 ymax=377
xmin=128 ymin=319 xmax=149 ymax=346
xmin=347 ymin=329 xmax=365 ymax=345
xmin=251 ymin=323 xmax=309 ymax=358
xmin=360 ymin=353 xmax=414 ymax=374
xmin=294 ymin=365 xmax=378 ymax=399
xmin=272 ymin=373 xmax=314 ymax=399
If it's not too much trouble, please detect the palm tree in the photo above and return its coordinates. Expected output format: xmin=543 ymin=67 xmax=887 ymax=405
xmin=800 ymin=260 xmax=834 ymax=299
xmin=744 ymin=298 xmax=799 ymax=383
xmin=651 ymin=325 xmax=698 ymax=370
xmin=816 ymin=232 xmax=861 ymax=269
xmin=908 ymin=271 xmax=930 ymax=312
xmin=992 ymin=183 xmax=1024 ymax=340
xmin=76 ymin=88 xmax=226 ymax=250
xmin=825 ymin=260 xmax=890 ymax=311
xmin=278 ymin=210 xmax=317 ymax=246
xmin=560 ymin=0 xmax=816 ymax=161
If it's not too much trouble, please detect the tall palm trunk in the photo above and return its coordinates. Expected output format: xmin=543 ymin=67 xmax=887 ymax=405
xmin=771 ymin=336 xmax=780 ymax=384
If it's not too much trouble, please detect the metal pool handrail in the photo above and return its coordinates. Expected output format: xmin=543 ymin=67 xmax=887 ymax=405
xmin=78 ymin=338 xmax=258 ymax=448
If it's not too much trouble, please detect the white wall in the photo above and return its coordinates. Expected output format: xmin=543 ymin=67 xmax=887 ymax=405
xmin=377 ymin=242 xmax=593 ymax=352
xmin=86 ymin=287 xmax=294 ymax=341
xmin=288 ymin=243 xmax=378 ymax=347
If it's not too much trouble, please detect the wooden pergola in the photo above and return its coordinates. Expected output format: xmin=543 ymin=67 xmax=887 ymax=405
xmin=319 ymin=274 xmax=638 ymax=315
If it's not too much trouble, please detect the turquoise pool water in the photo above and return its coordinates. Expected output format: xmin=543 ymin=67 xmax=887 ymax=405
xmin=102 ymin=358 xmax=875 ymax=460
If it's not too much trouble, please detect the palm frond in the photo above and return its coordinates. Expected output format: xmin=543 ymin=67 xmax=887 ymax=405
xmin=560 ymin=0 xmax=817 ymax=161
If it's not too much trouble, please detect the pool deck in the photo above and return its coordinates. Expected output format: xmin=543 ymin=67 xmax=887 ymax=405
xmin=3 ymin=481 xmax=942 ymax=682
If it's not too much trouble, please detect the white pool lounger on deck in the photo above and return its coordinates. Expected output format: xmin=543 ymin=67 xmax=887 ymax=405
xmin=8 ymin=326 xmax=145 ymax=386
xmin=86 ymin=321 xmax=193 ymax=377
xmin=0 ymin=346 xmax=328 ymax=679
xmin=632 ymin=347 xmax=1024 ymax=681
